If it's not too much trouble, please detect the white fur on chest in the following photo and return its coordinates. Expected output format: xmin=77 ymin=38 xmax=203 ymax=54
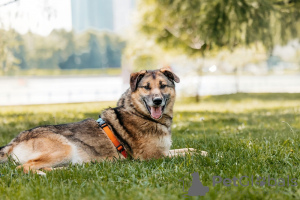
xmin=154 ymin=135 xmax=172 ymax=154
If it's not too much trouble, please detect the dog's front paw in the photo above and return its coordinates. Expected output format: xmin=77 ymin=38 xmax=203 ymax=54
xmin=186 ymin=148 xmax=196 ymax=152
xmin=36 ymin=170 xmax=47 ymax=176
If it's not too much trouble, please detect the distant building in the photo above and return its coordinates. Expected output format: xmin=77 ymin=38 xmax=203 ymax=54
xmin=71 ymin=0 xmax=135 ymax=32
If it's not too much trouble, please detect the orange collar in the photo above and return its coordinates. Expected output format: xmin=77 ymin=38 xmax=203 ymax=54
xmin=97 ymin=117 xmax=127 ymax=158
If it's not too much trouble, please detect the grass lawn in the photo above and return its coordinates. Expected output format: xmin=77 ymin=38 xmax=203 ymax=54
xmin=0 ymin=93 xmax=299 ymax=200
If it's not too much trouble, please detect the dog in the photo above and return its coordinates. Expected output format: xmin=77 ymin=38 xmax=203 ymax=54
xmin=0 ymin=67 xmax=206 ymax=175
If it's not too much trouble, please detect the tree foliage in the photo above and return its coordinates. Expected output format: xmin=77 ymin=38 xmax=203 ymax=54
xmin=0 ymin=29 xmax=125 ymax=74
xmin=0 ymin=29 xmax=20 ymax=73
xmin=138 ymin=0 xmax=300 ymax=56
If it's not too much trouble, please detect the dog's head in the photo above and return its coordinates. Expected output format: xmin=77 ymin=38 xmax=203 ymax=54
xmin=130 ymin=67 xmax=180 ymax=120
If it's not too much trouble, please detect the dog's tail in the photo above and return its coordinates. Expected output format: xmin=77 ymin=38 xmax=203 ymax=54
xmin=0 ymin=145 xmax=12 ymax=163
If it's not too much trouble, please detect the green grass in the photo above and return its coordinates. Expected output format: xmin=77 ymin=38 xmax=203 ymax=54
xmin=0 ymin=93 xmax=300 ymax=200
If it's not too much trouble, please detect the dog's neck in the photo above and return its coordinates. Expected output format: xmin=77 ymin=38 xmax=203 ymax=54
xmin=100 ymin=89 xmax=174 ymax=159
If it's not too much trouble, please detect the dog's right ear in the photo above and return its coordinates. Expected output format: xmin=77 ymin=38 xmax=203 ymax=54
xmin=160 ymin=66 xmax=180 ymax=83
xmin=130 ymin=70 xmax=146 ymax=92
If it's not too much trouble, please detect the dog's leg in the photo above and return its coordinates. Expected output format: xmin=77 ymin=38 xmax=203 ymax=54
xmin=168 ymin=148 xmax=193 ymax=157
xmin=14 ymin=136 xmax=73 ymax=175
xmin=16 ymin=152 xmax=70 ymax=175
xmin=16 ymin=161 xmax=48 ymax=176
xmin=40 ymin=167 xmax=68 ymax=172
xmin=40 ymin=167 xmax=54 ymax=171
xmin=168 ymin=148 xmax=208 ymax=157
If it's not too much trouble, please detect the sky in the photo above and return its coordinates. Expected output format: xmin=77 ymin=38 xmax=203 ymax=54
xmin=113 ymin=0 xmax=135 ymax=32
xmin=0 ymin=0 xmax=72 ymax=35
xmin=0 ymin=0 xmax=134 ymax=36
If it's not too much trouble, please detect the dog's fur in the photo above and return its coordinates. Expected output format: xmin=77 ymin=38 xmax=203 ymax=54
xmin=0 ymin=67 xmax=205 ymax=175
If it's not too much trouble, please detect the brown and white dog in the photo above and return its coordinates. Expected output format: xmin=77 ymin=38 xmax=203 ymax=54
xmin=0 ymin=67 xmax=207 ymax=175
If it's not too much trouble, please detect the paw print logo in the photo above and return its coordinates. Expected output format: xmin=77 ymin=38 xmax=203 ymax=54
xmin=180 ymin=172 xmax=209 ymax=197
xmin=256 ymin=176 xmax=266 ymax=186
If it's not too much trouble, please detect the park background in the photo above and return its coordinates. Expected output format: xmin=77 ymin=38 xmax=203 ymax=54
xmin=0 ymin=0 xmax=299 ymax=105
xmin=0 ymin=0 xmax=300 ymax=200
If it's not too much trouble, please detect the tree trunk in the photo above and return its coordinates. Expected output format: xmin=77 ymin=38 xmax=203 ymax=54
xmin=196 ymin=57 xmax=204 ymax=102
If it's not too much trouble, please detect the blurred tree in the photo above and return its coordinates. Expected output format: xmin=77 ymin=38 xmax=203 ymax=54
xmin=25 ymin=33 xmax=55 ymax=69
xmin=49 ymin=30 xmax=76 ymax=64
xmin=0 ymin=27 xmax=125 ymax=73
xmin=0 ymin=30 xmax=21 ymax=75
xmin=12 ymin=33 xmax=27 ymax=70
xmin=102 ymin=34 xmax=126 ymax=68
xmin=123 ymin=29 xmax=169 ymax=72
xmin=59 ymin=31 xmax=125 ymax=69
xmin=88 ymin=33 xmax=103 ymax=69
xmin=138 ymin=0 xmax=300 ymax=55
xmin=0 ymin=0 xmax=18 ymax=7
xmin=137 ymin=0 xmax=300 ymax=100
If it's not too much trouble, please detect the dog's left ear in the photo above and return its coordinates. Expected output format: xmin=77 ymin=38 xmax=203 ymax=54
xmin=130 ymin=70 xmax=146 ymax=92
xmin=160 ymin=66 xmax=180 ymax=83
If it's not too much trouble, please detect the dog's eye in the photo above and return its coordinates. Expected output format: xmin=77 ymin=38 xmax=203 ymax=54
xmin=160 ymin=84 xmax=167 ymax=89
xmin=143 ymin=85 xmax=151 ymax=90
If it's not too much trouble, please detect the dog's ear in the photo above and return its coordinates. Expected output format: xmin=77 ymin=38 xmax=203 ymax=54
xmin=130 ymin=70 xmax=146 ymax=92
xmin=160 ymin=66 xmax=180 ymax=83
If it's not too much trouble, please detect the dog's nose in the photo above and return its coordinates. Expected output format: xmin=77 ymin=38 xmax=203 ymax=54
xmin=153 ymin=97 xmax=163 ymax=105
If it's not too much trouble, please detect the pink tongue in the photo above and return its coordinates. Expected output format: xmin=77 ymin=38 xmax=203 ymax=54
xmin=150 ymin=106 xmax=162 ymax=119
